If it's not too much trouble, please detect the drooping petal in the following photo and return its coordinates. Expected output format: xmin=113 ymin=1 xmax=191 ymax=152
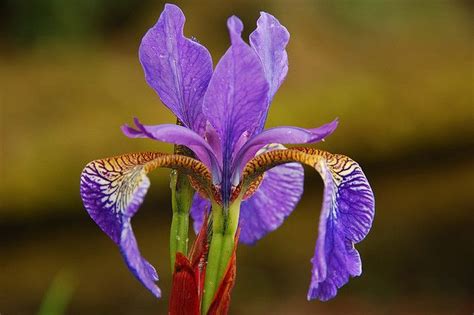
xmin=122 ymin=118 xmax=221 ymax=181
xmin=307 ymin=153 xmax=374 ymax=301
xmin=239 ymin=144 xmax=304 ymax=244
xmin=80 ymin=152 xmax=212 ymax=298
xmin=249 ymin=12 xmax=290 ymax=132
xmin=232 ymin=119 xmax=338 ymax=183
xmin=241 ymin=148 xmax=375 ymax=301
xmin=202 ymin=16 xmax=269 ymax=178
xmin=139 ymin=4 xmax=213 ymax=134
xmin=120 ymin=222 xmax=161 ymax=297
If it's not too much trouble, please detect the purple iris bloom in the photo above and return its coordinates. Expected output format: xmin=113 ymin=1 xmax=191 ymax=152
xmin=80 ymin=3 xmax=374 ymax=303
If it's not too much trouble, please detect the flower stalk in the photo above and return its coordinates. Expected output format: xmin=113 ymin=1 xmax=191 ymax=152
xmin=202 ymin=198 xmax=242 ymax=314
xmin=169 ymin=169 xmax=195 ymax=272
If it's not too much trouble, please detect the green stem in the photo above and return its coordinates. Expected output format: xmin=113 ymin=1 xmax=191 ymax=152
xmin=169 ymin=170 xmax=194 ymax=272
xmin=202 ymin=205 xmax=223 ymax=313
xmin=216 ymin=201 xmax=240 ymax=281
xmin=202 ymin=198 xmax=241 ymax=314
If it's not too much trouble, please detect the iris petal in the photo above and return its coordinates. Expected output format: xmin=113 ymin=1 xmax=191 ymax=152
xmin=250 ymin=12 xmax=290 ymax=132
xmin=202 ymin=16 xmax=269 ymax=176
xmin=80 ymin=153 xmax=164 ymax=297
xmin=307 ymin=153 xmax=374 ymax=301
xmin=80 ymin=152 xmax=212 ymax=298
xmin=122 ymin=118 xmax=221 ymax=181
xmin=139 ymin=3 xmax=213 ymax=134
xmin=241 ymin=148 xmax=375 ymax=301
xmin=232 ymin=119 xmax=339 ymax=182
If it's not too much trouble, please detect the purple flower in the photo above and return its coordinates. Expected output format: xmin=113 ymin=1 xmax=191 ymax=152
xmin=80 ymin=3 xmax=374 ymax=303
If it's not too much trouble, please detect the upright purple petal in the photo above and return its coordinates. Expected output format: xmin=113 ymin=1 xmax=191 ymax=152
xmin=232 ymin=119 xmax=338 ymax=183
xmin=250 ymin=12 xmax=290 ymax=132
xmin=239 ymin=144 xmax=304 ymax=244
xmin=139 ymin=4 xmax=213 ymax=134
xmin=202 ymin=15 xmax=269 ymax=202
xmin=80 ymin=153 xmax=165 ymax=298
xmin=122 ymin=118 xmax=221 ymax=181
xmin=202 ymin=16 xmax=269 ymax=168
xmin=308 ymin=155 xmax=375 ymax=301
xmin=250 ymin=12 xmax=289 ymax=100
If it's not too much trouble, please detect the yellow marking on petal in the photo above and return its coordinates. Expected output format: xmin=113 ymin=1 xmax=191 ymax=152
xmin=242 ymin=148 xmax=323 ymax=184
xmin=91 ymin=152 xmax=212 ymax=196
xmin=242 ymin=174 xmax=264 ymax=200
xmin=241 ymin=147 xmax=359 ymax=192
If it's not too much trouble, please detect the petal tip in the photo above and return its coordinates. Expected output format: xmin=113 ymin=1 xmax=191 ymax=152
xmin=227 ymin=15 xmax=244 ymax=38
xmin=120 ymin=226 xmax=162 ymax=299
xmin=163 ymin=3 xmax=184 ymax=19
xmin=121 ymin=117 xmax=148 ymax=138
xmin=121 ymin=124 xmax=138 ymax=138
xmin=306 ymin=283 xmax=337 ymax=302
xmin=164 ymin=3 xmax=179 ymax=10
xmin=132 ymin=117 xmax=150 ymax=135
xmin=257 ymin=11 xmax=289 ymax=38
xmin=151 ymin=285 xmax=162 ymax=298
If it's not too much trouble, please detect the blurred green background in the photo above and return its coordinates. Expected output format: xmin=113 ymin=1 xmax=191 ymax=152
xmin=1 ymin=0 xmax=473 ymax=314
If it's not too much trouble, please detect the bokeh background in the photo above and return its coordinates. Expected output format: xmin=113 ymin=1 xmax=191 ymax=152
xmin=1 ymin=1 xmax=473 ymax=314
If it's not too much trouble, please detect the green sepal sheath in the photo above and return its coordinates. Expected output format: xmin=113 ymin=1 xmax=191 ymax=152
xmin=201 ymin=197 xmax=242 ymax=314
xmin=169 ymin=169 xmax=195 ymax=273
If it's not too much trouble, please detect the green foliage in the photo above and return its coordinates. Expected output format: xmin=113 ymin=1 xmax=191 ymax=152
xmin=37 ymin=270 xmax=75 ymax=315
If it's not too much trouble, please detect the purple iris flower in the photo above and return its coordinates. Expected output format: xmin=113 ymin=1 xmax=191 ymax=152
xmin=80 ymin=3 xmax=374 ymax=303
